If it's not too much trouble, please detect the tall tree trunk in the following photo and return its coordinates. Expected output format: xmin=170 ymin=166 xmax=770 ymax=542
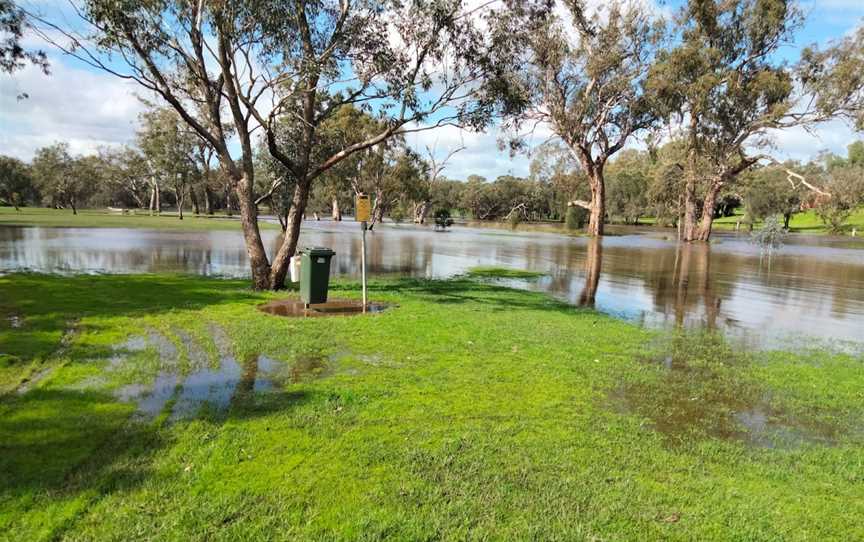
xmin=269 ymin=179 xmax=312 ymax=290
xmin=149 ymin=184 xmax=157 ymax=215
xmin=225 ymin=184 xmax=234 ymax=217
xmin=70 ymin=197 xmax=77 ymax=215
xmin=586 ymin=170 xmax=605 ymax=237
xmin=155 ymin=182 xmax=161 ymax=215
xmin=369 ymin=188 xmax=386 ymax=230
xmin=177 ymin=188 xmax=184 ymax=220
xmin=681 ymin=153 xmax=699 ymax=241
xmin=235 ymin=172 xmax=272 ymax=290
xmin=693 ymin=180 xmax=723 ymax=241
xmin=191 ymin=188 xmax=200 ymax=215
xmin=413 ymin=201 xmax=429 ymax=224
xmin=578 ymin=237 xmax=603 ymax=306
xmin=783 ymin=212 xmax=791 ymax=229
xmin=204 ymin=185 xmax=213 ymax=215
xmin=331 ymin=196 xmax=342 ymax=221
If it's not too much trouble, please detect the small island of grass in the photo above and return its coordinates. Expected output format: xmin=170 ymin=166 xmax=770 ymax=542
xmin=465 ymin=266 xmax=547 ymax=279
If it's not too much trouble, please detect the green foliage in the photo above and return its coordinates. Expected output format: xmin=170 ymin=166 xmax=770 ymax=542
xmin=743 ymin=166 xmax=802 ymax=228
xmin=503 ymin=0 xmax=663 ymax=234
xmin=30 ymin=143 xmax=97 ymax=214
xmin=433 ymin=209 xmax=454 ymax=230
xmin=0 ymin=155 xmax=35 ymax=208
xmin=799 ymin=26 xmax=864 ymax=131
xmin=814 ymin=166 xmax=864 ymax=233
xmin=750 ymin=215 xmax=788 ymax=258
xmin=565 ymin=205 xmax=587 ymax=230
xmin=0 ymin=0 xmax=48 ymax=77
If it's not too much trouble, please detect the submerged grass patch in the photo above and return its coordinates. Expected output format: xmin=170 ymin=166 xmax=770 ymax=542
xmin=0 ymin=273 xmax=862 ymax=541
xmin=465 ymin=266 xmax=547 ymax=279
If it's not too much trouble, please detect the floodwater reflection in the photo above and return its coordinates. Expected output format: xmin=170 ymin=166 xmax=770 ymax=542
xmin=2 ymin=222 xmax=863 ymax=345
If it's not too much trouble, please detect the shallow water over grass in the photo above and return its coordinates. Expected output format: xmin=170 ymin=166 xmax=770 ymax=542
xmin=104 ymin=328 xmax=309 ymax=420
xmin=608 ymin=334 xmax=849 ymax=449
xmin=2 ymin=221 xmax=862 ymax=345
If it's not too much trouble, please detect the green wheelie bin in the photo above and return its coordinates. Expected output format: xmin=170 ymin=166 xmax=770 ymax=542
xmin=300 ymin=247 xmax=336 ymax=305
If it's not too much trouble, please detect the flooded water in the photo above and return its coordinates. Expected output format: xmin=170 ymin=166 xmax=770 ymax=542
xmin=258 ymin=299 xmax=391 ymax=318
xmin=609 ymin=336 xmax=845 ymax=448
xmin=2 ymin=221 xmax=863 ymax=345
xmin=109 ymin=327 xmax=301 ymax=419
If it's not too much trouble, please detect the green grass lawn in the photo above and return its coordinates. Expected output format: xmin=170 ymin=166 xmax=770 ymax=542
xmin=465 ymin=266 xmax=547 ymax=279
xmin=1 ymin=273 xmax=862 ymax=540
xmin=0 ymin=206 xmax=280 ymax=231
xmin=714 ymin=207 xmax=864 ymax=234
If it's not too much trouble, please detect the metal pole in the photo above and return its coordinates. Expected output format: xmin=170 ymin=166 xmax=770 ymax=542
xmin=361 ymin=221 xmax=368 ymax=313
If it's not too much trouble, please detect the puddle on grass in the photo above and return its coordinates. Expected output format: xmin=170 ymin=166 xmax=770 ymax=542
xmin=109 ymin=324 xmax=327 ymax=420
xmin=609 ymin=336 xmax=844 ymax=449
xmin=289 ymin=354 xmax=333 ymax=383
xmin=259 ymin=299 xmax=390 ymax=318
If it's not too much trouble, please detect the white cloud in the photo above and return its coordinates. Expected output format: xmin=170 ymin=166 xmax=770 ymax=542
xmin=0 ymin=57 xmax=146 ymax=159
xmin=404 ymin=123 xmax=560 ymax=180
xmin=765 ymin=119 xmax=860 ymax=162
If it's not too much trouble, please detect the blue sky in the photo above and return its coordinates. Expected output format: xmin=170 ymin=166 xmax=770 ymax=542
xmin=1 ymin=0 xmax=862 ymax=180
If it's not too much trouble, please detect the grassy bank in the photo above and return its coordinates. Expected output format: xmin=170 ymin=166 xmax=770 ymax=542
xmin=1 ymin=273 xmax=863 ymax=540
xmin=0 ymin=207 xmax=279 ymax=231
xmin=6 ymin=206 xmax=863 ymax=236
xmin=713 ymin=207 xmax=864 ymax=234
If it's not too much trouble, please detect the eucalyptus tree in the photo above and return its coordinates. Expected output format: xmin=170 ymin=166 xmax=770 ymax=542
xmin=137 ymin=108 xmax=200 ymax=219
xmin=649 ymin=0 xmax=828 ymax=241
xmin=413 ymin=143 xmax=464 ymax=224
xmin=501 ymin=0 xmax=664 ymax=236
xmin=1 ymin=0 xmax=48 ymax=78
xmin=30 ymin=143 xmax=93 ymax=214
xmin=38 ymin=0 xmax=514 ymax=289
xmin=0 ymin=155 xmax=34 ymax=209
xmin=799 ymin=25 xmax=864 ymax=132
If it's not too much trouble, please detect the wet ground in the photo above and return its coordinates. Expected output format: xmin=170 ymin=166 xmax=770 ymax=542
xmin=608 ymin=336 xmax=847 ymax=449
xmin=258 ymin=299 xmax=390 ymax=318
xmin=102 ymin=326 xmax=334 ymax=420
xmin=2 ymin=221 xmax=862 ymax=346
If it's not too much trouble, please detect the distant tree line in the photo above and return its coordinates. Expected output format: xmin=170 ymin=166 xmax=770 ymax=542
xmin=5 ymin=0 xmax=864 ymax=289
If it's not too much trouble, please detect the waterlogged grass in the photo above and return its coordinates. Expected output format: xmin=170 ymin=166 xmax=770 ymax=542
xmin=1 ymin=274 xmax=863 ymax=541
xmin=465 ymin=266 xmax=547 ymax=279
xmin=0 ymin=206 xmax=278 ymax=231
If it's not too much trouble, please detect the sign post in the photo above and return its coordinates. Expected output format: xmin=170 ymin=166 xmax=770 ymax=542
xmin=355 ymin=194 xmax=371 ymax=312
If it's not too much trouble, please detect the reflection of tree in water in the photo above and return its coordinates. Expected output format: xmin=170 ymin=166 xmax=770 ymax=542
xmin=578 ymin=237 xmax=603 ymax=307
xmin=669 ymin=243 xmax=721 ymax=329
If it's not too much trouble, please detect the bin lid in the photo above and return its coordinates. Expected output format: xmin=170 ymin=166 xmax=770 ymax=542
xmin=304 ymin=246 xmax=335 ymax=257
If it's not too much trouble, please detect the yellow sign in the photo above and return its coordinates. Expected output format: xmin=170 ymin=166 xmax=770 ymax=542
xmin=355 ymin=194 xmax=371 ymax=222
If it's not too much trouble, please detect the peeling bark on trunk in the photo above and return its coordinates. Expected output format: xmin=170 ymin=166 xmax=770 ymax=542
xmin=331 ymin=197 xmax=342 ymax=221
xmin=693 ymin=181 xmax=723 ymax=241
xmin=578 ymin=237 xmax=603 ymax=307
xmin=681 ymin=153 xmax=699 ymax=242
xmin=269 ymin=179 xmax=311 ymax=290
xmin=586 ymin=170 xmax=605 ymax=237
xmin=149 ymin=184 xmax=157 ymax=215
xmin=235 ymin=172 xmax=271 ymax=290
